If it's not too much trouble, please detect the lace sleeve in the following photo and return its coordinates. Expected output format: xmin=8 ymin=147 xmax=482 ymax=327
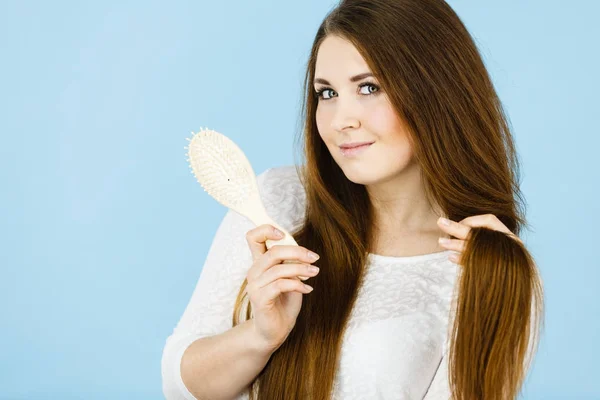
xmin=160 ymin=168 xmax=273 ymax=400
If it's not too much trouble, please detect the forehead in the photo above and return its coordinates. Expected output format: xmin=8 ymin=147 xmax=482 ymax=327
xmin=315 ymin=35 xmax=370 ymax=79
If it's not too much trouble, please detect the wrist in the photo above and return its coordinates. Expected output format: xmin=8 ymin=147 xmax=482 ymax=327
xmin=246 ymin=319 xmax=279 ymax=357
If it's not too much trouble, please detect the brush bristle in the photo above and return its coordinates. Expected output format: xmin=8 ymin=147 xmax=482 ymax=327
xmin=186 ymin=128 xmax=255 ymax=210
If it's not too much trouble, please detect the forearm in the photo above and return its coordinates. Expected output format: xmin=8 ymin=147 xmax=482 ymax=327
xmin=180 ymin=319 xmax=274 ymax=400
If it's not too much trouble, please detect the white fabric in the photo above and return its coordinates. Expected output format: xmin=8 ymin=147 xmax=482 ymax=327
xmin=161 ymin=165 xmax=461 ymax=400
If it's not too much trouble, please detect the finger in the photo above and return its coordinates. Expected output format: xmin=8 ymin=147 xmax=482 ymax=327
xmin=459 ymin=214 xmax=512 ymax=235
xmin=449 ymin=252 xmax=461 ymax=264
xmin=268 ymin=245 xmax=320 ymax=265
xmin=254 ymin=263 xmax=320 ymax=288
xmin=438 ymin=237 xmax=466 ymax=252
xmin=252 ymin=278 xmax=313 ymax=306
xmin=437 ymin=217 xmax=471 ymax=240
xmin=248 ymin=245 xmax=320 ymax=282
xmin=459 ymin=214 xmax=523 ymax=244
xmin=246 ymin=224 xmax=285 ymax=261
xmin=440 ymin=214 xmax=523 ymax=244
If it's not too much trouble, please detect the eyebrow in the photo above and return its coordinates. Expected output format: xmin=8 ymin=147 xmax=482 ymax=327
xmin=313 ymin=72 xmax=373 ymax=86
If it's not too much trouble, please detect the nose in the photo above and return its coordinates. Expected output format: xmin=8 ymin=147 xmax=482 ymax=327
xmin=330 ymin=98 xmax=360 ymax=132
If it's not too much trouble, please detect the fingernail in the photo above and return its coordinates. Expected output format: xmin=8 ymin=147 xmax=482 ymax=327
xmin=273 ymin=228 xmax=284 ymax=238
xmin=439 ymin=217 xmax=450 ymax=226
xmin=439 ymin=237 xmax=450 ymax=245
xmin=307 ymin=251 xmax=320 ymax=261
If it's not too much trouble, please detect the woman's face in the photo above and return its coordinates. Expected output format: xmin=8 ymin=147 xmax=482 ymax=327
xmin=314 ymin=35 xmax=417 ymax=186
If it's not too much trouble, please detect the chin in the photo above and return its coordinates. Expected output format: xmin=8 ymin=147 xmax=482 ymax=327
xmin=336 ymin=163 xmax=380 ymax=186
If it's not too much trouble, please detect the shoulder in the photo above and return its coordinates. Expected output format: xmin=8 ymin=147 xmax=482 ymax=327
xmin=256 ymin=165 xmax=306 ymax=233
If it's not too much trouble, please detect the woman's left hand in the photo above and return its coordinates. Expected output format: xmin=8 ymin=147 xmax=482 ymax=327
xmin=436 ymin=214 xmax=522 ymax=264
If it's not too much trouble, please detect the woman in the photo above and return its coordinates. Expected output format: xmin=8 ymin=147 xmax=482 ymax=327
xmin=162 ymin=0 xmax=545 ymax=399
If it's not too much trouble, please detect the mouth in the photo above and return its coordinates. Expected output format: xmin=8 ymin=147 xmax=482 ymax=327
xmin=339 ymin=142 xmax=374 ymax=157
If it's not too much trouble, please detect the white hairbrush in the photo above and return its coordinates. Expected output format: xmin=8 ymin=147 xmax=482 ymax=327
xmin=185 ymin=127 xmax=309 ymax=280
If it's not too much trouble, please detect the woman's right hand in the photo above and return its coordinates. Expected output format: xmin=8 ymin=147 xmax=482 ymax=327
xmin=245 ymin=224 xmax=320 ymax=353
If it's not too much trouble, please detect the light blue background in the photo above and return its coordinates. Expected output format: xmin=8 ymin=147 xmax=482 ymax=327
xmin=1 ymin=1 xmax=598 ymax=399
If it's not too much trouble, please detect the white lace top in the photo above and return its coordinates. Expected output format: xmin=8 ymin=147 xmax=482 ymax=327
xmin=161 ymin=165 xmax=460 ymax=400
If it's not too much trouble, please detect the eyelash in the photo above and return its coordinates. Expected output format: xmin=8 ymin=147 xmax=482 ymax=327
xmin=314 ymin=82 xmax=381 ymax=100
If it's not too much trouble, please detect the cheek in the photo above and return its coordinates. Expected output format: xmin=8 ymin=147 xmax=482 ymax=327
xmin=315 ymin=108 xmax=324 ymax=134
xmin=368 ymin=103 xmax=399 ymax=134
xmin=315 ymin=107 xmax=333 ymax=142
xmin=369 ymin=106 xmax=414 ymax=160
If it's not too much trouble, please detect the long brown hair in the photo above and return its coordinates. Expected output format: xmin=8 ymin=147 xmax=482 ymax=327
xmin=232 ymin=0 xmax=545 ymax=398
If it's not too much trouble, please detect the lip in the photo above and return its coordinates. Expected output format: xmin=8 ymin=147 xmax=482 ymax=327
xmin=339 ymin=141 xmax=375 ymax=149
xmin=339 ymin=142 xmax=374 ymax=157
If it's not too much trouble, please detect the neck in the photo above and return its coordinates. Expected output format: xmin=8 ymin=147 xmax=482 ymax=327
xmin=366 ymin=167 xmax=444 ymax=235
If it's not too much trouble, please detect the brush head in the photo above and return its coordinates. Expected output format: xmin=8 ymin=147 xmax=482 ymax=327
xmin=185 ymin=128 xmax=260 ymax=216
xmin=185 ymin=127 xmax=303 ymax=270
